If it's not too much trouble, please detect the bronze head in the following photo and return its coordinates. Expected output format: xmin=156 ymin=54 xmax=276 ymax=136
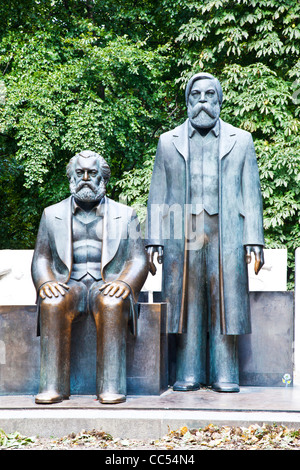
xmin=67 ymin=150 xmax=111 ymax=203
xmin=185 ymin=72 xmax=222 ymax=130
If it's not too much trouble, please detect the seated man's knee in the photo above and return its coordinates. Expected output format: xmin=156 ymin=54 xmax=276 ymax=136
xmin=40 ymin=293 xmax=67 ymax=308
xmin=40 ymin=281 xmax=88 ymax=316
xmin=98 ymin=292 xmax=124 ymax=308
xmin=91 ymin=291 xmax=130 ymax=316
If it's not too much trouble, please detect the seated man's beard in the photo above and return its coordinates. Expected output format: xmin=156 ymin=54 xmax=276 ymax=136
xmin=188 ymin=102 xmax=220 ymax=129
xmin=70 ymin=179 xmax=106 ymax=202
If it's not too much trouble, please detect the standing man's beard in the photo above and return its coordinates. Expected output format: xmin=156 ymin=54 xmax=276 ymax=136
xmin=69 ymin=179 xmax=106 ymax=202
xmin=188 ymin=102 xmax=220 ymax=129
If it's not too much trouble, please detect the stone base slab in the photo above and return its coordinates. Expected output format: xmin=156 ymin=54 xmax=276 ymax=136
xmin=0 ymin=291 xmax=294 ymax=395
xmin=0 ymin=303 xmax=168 ymax=396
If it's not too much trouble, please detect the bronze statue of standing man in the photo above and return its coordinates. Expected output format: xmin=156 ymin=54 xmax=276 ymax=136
xmin=146 ymin=72 xmax=264 ymax=392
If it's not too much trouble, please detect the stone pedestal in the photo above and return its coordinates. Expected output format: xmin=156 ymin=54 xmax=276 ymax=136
xmin=166 ymin=291 xmax=294 ymax=388
xmin=0 ymin=292 xmax=295 ymax=394
xmin=239 ymin=291 xmax=294 ymax=386
xmin=127 ymin=303 xmax=168 ymax=395
xmin=294 ymin=247 xmax=300 ymax=384
xmin=0 ymin=303 xmax=168 ymax=396
xmin=0 ymin=306 xmax=40 ymax=394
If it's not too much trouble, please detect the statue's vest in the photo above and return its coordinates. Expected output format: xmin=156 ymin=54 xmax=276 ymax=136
xmin=189 ymin=127 xmax=219 ymax=217
xmin=70 ymin=212 xmax=103 ymax=281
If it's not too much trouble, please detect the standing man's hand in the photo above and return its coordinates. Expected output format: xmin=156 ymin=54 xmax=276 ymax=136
xmin=245 ymin=245 xmax=264 ymax=275
xmin=147 ymin=246 xmax=163 ymax=275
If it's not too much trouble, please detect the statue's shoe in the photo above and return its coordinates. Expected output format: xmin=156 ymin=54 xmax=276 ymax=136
xmin=99 ymin=393 xmax=126 ymax=404
xmin=211 ymin=382 xmax=240 ymax=393
xmin=173 ymin=381 xmax=200 ymax=391
xmin=35 ymin=391 xmax=64 ymax=404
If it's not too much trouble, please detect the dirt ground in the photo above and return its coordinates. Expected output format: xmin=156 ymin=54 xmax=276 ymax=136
xmin=1 ymin=423 xmax=300 ymax=450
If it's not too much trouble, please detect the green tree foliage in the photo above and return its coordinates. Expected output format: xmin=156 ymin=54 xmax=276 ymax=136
xmin=0 ymin=0 xmax=299 ymax=285
xmin=171 ymin=0 xmax=300 ymax=286
xmin=120 ymin=0 xmax=300 ymax=286
xmin=0 ymin=0 xmax=179 ymax=246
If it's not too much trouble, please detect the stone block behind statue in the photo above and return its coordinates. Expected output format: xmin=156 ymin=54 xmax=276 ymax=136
xmin=146 ymin=72 xmax=265 ymax=393
xmin=31 ymin=150 xmax=148 ymax=404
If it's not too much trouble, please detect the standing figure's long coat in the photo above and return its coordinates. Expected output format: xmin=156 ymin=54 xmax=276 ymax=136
xmin=146 ymin=118 xmax=264 ymax=335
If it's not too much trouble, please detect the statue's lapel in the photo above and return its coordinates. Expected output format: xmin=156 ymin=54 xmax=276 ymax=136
xmin=101 ymin=197 xmax=123 ymax=274
xmin=52 ymin=196 xmax=123 ymax=279
xmin=172 ymin=119 xmax=189 ymax=162
xmin=53 ymin=197 xmax=73 ymax=273
xmin=219 ymin=119 xmax=237 ymax=160
xmin=172 ymin=118 xmax=236 ymax=161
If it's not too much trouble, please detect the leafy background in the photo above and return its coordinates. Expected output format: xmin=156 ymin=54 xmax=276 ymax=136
xmin=0 ymin=0 xmax=299 ymax=287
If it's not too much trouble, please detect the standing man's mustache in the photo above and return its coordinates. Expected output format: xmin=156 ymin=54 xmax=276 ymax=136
xmin=191 ymin=103 xmax=217 ymax=119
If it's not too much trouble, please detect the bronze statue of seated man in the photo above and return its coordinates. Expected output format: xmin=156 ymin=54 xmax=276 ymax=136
xmin=31 ymin=150 xmax=148 ymax=404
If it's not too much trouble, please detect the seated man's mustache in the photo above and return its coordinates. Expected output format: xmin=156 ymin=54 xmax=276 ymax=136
xmin=191 ymin=103 xmax=217 ymax=119
xmin=76 ymin=181 xmax=97 ymax=193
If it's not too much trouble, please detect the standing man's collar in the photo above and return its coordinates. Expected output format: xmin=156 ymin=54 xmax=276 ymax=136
xmin=188 ymin=119 xmax=220 ymax=138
